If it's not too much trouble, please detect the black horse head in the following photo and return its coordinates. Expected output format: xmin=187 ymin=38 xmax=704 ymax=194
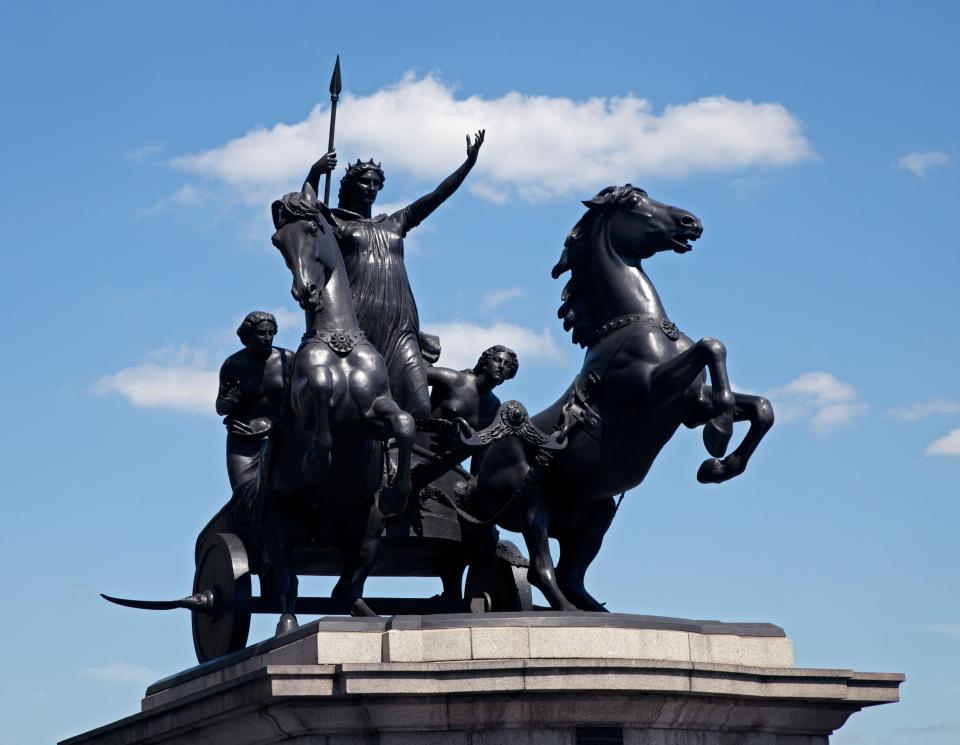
xmin=271 ymin=191 xmax=340 ymax=313
xmin=552 ymin=185 xmax=702 ymax=347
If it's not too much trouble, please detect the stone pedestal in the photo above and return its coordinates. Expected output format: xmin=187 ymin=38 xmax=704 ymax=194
xmin=61 ymin=613 xmax=902 ymax=745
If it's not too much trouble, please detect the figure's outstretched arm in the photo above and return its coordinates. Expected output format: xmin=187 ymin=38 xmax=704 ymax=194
xmin=302 ymin=151 xmax=338 ymax=201
xmin=397 ymin=131 xmax=484 ymax=231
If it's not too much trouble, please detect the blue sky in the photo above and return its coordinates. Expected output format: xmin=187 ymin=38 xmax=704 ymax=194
xmin=1 ymin=2 xmax=958 ymax=743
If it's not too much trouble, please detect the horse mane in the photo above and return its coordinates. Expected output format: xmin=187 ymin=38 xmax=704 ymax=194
xmin=551 ymin=184 xmax=640 ymax=347
xmin=271 ymin=191 xmax=338 ymax=234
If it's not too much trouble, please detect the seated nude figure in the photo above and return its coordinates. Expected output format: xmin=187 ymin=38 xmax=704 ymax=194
xmin=427 ymin=345 xmax=519 ymax=473
xmin=216 ymin=311 xmax=295 ymax=489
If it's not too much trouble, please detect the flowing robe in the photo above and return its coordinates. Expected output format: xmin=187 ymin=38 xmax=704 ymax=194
xmin=331 ymin=207 xmax=430 ymax=417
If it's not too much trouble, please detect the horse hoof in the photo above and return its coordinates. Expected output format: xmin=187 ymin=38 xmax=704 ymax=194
xmin=350 ymin=599 xmax=378 ymax=617
xmin=275 ymin=613 xmax=299 ymax=636
xmin=377 ymin=485 xmax=407 ymax=517
xmin=697 ymin=458 xmax=725 ymax=484
xmin=703 ymin=414 xmax=733 ymax=457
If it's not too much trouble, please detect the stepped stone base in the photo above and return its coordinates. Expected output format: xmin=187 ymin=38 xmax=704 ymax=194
xmin=61 ymin=613 xmax=902 ymax=745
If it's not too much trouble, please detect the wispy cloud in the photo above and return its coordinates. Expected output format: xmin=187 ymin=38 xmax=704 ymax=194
xmin=481 ymin=286 xmax=525 ymax=312
xmin=927 ymin=428 xmax=960 ymax=456
xmin=79 ymin=662 xmax=158 ymax=684
xmin=895 ymin=150 xmax=950 ymax=178
xmin=928 ymin=624 xmax=960 ymax=640
xmin=135 ymin=183 xmax=217 ymax=218
xmin=887 ymin=398 xmax=960 ymax=420
xmin=425 ymin=321 xmax=566 ymax=370
xmin=124 ymin=143 xmax=164 ymax=162
xmin=171 ymin=73 xmax=814 ymax=206
xmin=767 ymin=371 xmax=867 ymax=434
xmin=95 ymin=345 xmax=217 ymax=415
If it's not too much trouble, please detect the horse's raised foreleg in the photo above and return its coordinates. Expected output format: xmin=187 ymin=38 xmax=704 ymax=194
xmin=683 ymin=389 xmax=774 ymax=483
xmin=555 ymin=497 xmax=616 ymax=612
xmin=291 ymin=366 xmax=333 ymax=483
xmin=370 ymin=396 xmax=416 ymax=516
xmin=652 ymin=338 xmax=736 ymax=455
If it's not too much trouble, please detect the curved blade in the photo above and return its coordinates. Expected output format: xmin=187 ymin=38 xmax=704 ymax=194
xmin=101 ymin=593 xmax=184 ymax=611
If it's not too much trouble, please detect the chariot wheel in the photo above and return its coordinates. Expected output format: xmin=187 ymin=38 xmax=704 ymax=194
xmin=192 ymin=532 xmax=252 ymax=663
xmin=464 ymin=540 xmax=533 ymax=612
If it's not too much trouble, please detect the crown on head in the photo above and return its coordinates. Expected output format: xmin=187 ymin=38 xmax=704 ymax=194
xmin=344 ymin=158 xmax=384 ymax=178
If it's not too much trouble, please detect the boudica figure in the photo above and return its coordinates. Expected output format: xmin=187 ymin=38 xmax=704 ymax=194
xmin=216 ymin=311 xmax=295 ymax=489
xmin=302 ymin=131 xmax=485 ymax=417
xmin=427 ymin=345 xmax=519 ymax=473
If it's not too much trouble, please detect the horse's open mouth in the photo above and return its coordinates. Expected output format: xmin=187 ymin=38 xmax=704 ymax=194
xmin=671 ymin=237 xmax=696 ymax=252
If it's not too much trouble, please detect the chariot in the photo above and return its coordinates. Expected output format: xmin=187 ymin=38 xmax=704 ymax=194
xmin=105 ymin=444 xmax=532 ymax=663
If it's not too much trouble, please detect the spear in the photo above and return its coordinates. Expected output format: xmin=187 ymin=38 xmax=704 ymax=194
xmin=323 ymin=55 xmax=342 ymax=206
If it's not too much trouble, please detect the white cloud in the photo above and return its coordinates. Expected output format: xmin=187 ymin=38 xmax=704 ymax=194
xmin=481 ymin=286 xmax=525 ymax=311
xmin=79 ymin=662 xmax=157 ymax=684
xmin=887 ymin=398 xmax=960 ymax=420
xmin=767 ymin=371 xmax=867 ymax=434
xmin=927 ymin=428 xmax=960 ymax=456
xmin=95 ymin=345 xmax=217 ymax=415
xmin=895 ymin=150 xmax=950 ymax=178
xmin=172 ymin=73 xmax=813 ymax=205
xmin=96 ymin=307 xmax=307 ymax=416
xmin=425 ymin=321 xmax=565 ymax=370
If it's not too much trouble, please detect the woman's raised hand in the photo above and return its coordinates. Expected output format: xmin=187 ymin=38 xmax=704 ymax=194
xmin=466 ymin=130 xmax=485 ymax=162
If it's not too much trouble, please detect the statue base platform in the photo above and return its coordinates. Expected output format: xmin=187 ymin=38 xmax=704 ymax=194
xmin=60 ymin=612 xmax=902 ymax=745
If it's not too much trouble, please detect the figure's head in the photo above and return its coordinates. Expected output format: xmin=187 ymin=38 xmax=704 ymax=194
xmin=473 ymin=345 xmax=519 ymax=386
xmin=338 ymin=159 xmax=385 ymax=212
xmin=237 ymin=311 xmax=278 ymax=355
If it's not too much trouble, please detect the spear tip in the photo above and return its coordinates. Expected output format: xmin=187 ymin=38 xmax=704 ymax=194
xmin=329 ymin=55 xmax=342 ymax=97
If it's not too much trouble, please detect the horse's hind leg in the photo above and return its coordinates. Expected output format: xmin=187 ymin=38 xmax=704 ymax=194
xmin=518 ymin=470 xmax=576 ymax=611
xmin=653 ymin=338 xmax=736 ymax=456
xmin=331 ymin=502 xmax=384 ymax=617
xmin=555 ymin=496 xmax=616 ymax=612
xmin=684 ymin=390 xmax=774 ymax=483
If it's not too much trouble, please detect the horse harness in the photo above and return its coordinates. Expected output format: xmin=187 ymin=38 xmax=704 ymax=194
xmin=590 ymin=312 xmax=681 ymax=343
xmin=301 ymin=327 xmax=367 ymax=355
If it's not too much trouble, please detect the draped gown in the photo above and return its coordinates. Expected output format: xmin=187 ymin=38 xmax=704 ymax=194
xmin=331 ymin=206 xmax=431 ymax=417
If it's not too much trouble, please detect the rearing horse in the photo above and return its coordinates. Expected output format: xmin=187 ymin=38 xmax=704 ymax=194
xmin=264 ymin=185 xmax=416 ymax=624
xmin=471 ymin=185 xmax=773 ymax=612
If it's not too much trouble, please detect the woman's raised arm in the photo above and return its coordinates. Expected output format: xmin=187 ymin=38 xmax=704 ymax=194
xmin=396 ymin=131 xmax=484 ymax=232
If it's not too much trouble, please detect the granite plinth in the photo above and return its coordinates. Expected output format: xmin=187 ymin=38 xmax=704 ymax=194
xmin=61 ymin=613 xmax=902 ymax=745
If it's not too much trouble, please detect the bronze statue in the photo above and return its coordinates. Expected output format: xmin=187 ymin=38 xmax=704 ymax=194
xmin=302 ymin=131 xmax=485 ymax=417
xmin=467 ymin=185 xmax=774 ymax=612
xmin=102 ymin=61 xmax=775 ymax=662
xmin=216 ymin=311 xmax=294 ymax=489
xmin=427 ymin=345 xmax=518 ymax=473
